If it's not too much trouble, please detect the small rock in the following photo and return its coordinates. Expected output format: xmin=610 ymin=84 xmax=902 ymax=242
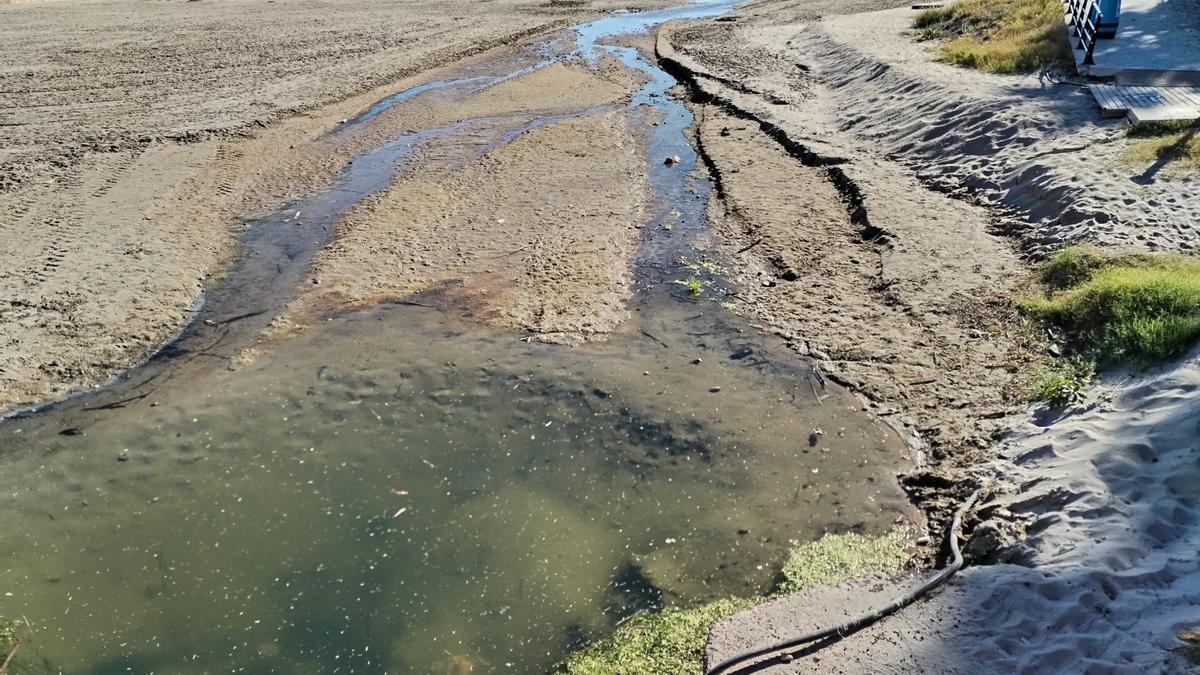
xmin=969 ymin=329 xmax=982 ymax=339
xmin=117 ymin=453 xmax=129 ymax=462
xmin=1048 ymin=344 xmax=1063 ymax=358
xmin=691 ymin=358 xmax=703 ymax=365
xmin=916 ymin=535 xmax=931 ymax=546
xmin=709 ymin=386 xmax=722 ymax=393
xmin=664 ymin=155 xmax=682 ymax=166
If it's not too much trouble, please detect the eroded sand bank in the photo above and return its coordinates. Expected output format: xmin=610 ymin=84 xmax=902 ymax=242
xmin=666 ymin=3 xmax=1200 ymax=672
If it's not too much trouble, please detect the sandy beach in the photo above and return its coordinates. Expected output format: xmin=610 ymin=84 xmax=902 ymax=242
xmin=3 ymin=0 xmax=1200 ymax=672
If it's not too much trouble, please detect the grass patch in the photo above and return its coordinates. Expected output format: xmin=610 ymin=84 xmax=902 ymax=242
xmin=913 ymin=0 xmax=1072 ymax=73
xmin=777 ymin=529 xmax=910 ymax=594
xmin=559 ymin=598 xmax=757 ymax=675
xmin=559 ymin=530 xmax=909 ymax=675
xmin=676 ymin=274 xmax=704 ymax=297
xmin=1122 ymin=122 xmax=1200 ymax=176
xmin=1 ymin=616 xmax=18 ymax=664
xmin=1029 ymin=357 xmax=1096 ymax=407
xmin=1020 ymin=246 xmax=1200 ymax=366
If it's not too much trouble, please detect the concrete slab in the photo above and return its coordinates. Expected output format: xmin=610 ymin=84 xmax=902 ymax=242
xmin=1082 ymin=0 xmax=1200 ymax=84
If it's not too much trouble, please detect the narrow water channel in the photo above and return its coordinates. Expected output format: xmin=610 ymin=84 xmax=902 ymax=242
xmin=0 ymin=3 xmax=916 ymax=674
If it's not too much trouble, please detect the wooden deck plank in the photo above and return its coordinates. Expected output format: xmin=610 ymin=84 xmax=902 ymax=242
xmin=1090 ymin=84 xmax=1200 ymax=123
xmin=1089 ymin=85 xmax=1121 ymax=111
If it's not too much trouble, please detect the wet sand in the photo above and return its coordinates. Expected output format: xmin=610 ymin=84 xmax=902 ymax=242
xmin=0 ymin=4 xmax=928 ymax=672
xmin=0 ymin=0 xmax=673 ymax=411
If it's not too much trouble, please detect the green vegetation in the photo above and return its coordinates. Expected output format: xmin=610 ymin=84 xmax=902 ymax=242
xmin=1020 ymin=246 xmax=1200 ymax=367
xmin=777 ymin=529 xmax=910 ymax=594
xmin=560 ymin=598 xmax=757 ymax=675
xmin=682 ymin=275 xmax=704 ymax=296
xmin=1123 ymin=121 xmax=1200 ymax=176
xmin=560 ymin=530 xmax=909 ymax=675
xmin=913 ymin=0 xmax=1072 ymax=73
xmin=1 ymin=616 xmax=24 ymax=674
xmin=1029 ymin=358 xmax=1097 ymax=408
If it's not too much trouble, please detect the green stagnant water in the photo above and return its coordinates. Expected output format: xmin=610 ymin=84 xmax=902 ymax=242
xmin=0 ymin=3 xmax=916 ymax=673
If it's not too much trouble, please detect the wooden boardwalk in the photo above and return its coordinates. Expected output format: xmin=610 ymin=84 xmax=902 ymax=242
xmin=1089 ymin=84 xmax=1200 ymax=123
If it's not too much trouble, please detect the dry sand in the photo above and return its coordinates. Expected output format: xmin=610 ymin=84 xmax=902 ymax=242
xmin=676 ymin=6 xmax=1200 ymax=255
xmin=0 ymin=0 xmax=667 ymax=411
xmin=709 ymin=349 xmax=1200 ymax=673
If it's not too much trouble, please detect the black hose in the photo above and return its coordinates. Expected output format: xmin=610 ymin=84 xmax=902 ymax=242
xmin=704 ymin=489 xmax=982 ymax=675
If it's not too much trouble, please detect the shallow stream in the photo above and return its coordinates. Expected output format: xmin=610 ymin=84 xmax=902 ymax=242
xmin=0 ymin=3 xmax=916 ymax=673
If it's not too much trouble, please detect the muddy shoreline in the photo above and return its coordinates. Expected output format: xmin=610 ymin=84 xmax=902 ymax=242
xmin=655 ymin=21 xmax=1039 ymax=538
xmin=0 ymin=3 xmax=926 ymax=672
xmin=0 ymin=0 xmax=683 ymax=412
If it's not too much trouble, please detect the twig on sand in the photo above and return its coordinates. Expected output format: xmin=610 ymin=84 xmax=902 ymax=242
xmin=808 ymin=374 xmax=822 ymax=404
xmin=489 ymin=243 xmax=531 ymax=259
xmin=639 ymin=329 xmax=669 ymax=349
xmin=1 ymin=637 xmax=23 ymax=675
xmin=734 ymin=238 xmax=763 ymax=255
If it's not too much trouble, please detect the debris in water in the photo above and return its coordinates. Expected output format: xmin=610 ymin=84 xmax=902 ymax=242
xmin=391 ymin=489 xmax=409 ymax=496
xmin=663 ymin=155 xmax=682 ymax=166
xmin=730 ymin=346 xmax=753 ymax=360
xmin=392 ymin=507 xmax=408 ymax=518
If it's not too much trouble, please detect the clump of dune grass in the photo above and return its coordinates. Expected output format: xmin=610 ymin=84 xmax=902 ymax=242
xmin=913 ymin=0 xmax=1072 ymax=73
xmin=1122 ymin=121 xmax=1200 ymax=176
xmin=559 ymin=530 xmax=910 ymax=675
xmin=1021 ymin=246 xmax=1200 ymax=366
xmin=1029 ymin=357 xmax=1096 ymax=407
